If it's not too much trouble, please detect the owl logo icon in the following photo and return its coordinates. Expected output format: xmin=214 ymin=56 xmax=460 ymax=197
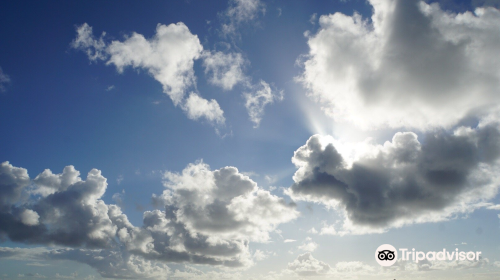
xmin=378 ymin=250 xmax=395 ymax=261
xmin=375 ymin=244 xmax=397 ymax=266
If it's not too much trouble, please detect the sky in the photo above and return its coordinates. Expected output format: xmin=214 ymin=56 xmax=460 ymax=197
xmin=1 ymin=0 xmax=500 ymax=279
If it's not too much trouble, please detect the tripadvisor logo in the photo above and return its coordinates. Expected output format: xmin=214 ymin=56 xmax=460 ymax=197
xmin=375 ymin=244 xmax=482 ymax=267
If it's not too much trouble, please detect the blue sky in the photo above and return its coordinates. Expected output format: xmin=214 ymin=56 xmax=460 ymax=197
xmin=1 ymin=0 xmax=500 ymax=279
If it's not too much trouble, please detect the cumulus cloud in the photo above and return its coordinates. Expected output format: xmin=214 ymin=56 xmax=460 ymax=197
xmin=0 ymin=67 xmax=11 ymax=92
xmin=72 ymin=23 xmax=225 ymax=125
xmin=0 ymin=162 xmax=117 ymax=247
xmin=243 ymin=80 xmax=283 ymax=127
xmin=298 ymin=0 xmax=500 ymax=130
xmin=19 ymin=209 xmax=40 ymax=226
xmin=0 ymin=160 xmax=298 ymax=276
xmin=161 ymin=162 xmax=297 ymax=241
xmin=287 ymin=120 xmax=500 ymax=234
xmin=0 ymin=161 xmax=30 ymax=209
xmin=105 ymin=23 xmax=201 ymax=105
xmin=221 ymin=0 xmax=266 ymax=37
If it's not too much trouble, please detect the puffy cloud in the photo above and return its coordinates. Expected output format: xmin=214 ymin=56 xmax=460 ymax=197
xmin=158 ymin=161 xmax=298 ymax=243
xmin=105 ymin=23 xmax=201 ymax=106
xmin=203 ymin=51 xmax=247 ymax=91
xmin=72 ymin=23 xmax=225 ymax=125
xmin=287 ymin=121 xmax=500 ymax=234
xmin=0 ymin=67 xmax=11 ymax=92
xmin=298 ymin=0 xmax=500 ymax=130
xmin=0 ymin=162 xmax=30 ymax=209
xmin=183 ymin=93 xmax=225 ymax=124
xmin=19 ymin=209 xmax=40 ymax=226
xmin=110 ymin=161 xmax=297 ymax=268
xmin=0 ymin=163 xmax=117 ymax=247
xmin=243 ymin=80 xmax=283 ymax=127
xmin=221 ymin=0 xmax=266 ymax=36
xmin=132 ymin=161 xmax=299 ymax=267
xmin=0 ymin=161 xmax=299 ymax=274
xmin=32 ymin=165 xmax=81 ymax=196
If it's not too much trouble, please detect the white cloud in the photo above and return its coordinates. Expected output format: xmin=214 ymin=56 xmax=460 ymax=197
xmin=71 ymin=23 xmax=106 ymax=61
xmin=72 ymin=23 xmax=225 ymax=126
xmin=298 ymin=241 xmax=318 ymax=252
xmin=243 ymin=80 xmax=284 ymax=127
xmin=183 ymin=92 xmax=225 ymax=124
xmin=19 ymin=209 xmax=40 ymax=226
xmin=287 ymin=253 xmax=331 ymax=276
xmin=0 ymin=67 xmax=11 ymax=92
xmin=203 ymin=51 xmax=247 ymax=90
xmin=253 ymin=249 xmax=270 ymax=261
xmin=221 ymin=0 xmax=266 ymax=37
xmin=283 ymin=239 xmax=297 ymax=243
xmin=158 ymin=161 xmax=299 ymax=243
xmin=298 ymin=0 xmax=500 ymax=130
xmin=0 ymin=162 xmax=30 ymax=209
xmin=105 ymin=23 xmax=201 ymax=105
xmin=309 ymin=13 xmax=317 ymax=25
xmin=0 ymin=160 xmax=300 ymax=274
xmin=307 ymin=227 xmax=318 ymax=234
xmin=201 ymin=50 xmax=283 ymax=126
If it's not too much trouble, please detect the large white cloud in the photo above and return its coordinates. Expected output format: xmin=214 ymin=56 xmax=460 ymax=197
xmin=298 ymin=0 xmax=500 ymax=130
xmin=0 ymin=162 xmax=117 ymax=247
xmin=0 ymin=160 xmax=299 ymax=276
xmin=72 ymin=23 xmax=225 ymax=125
xmin=287 ymin=119 xmax=500 ymax=234
xmin=153 ymin=161 xmax=299 ymax=245
xmin=105 ymin=23 xmax=202 ymax=106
